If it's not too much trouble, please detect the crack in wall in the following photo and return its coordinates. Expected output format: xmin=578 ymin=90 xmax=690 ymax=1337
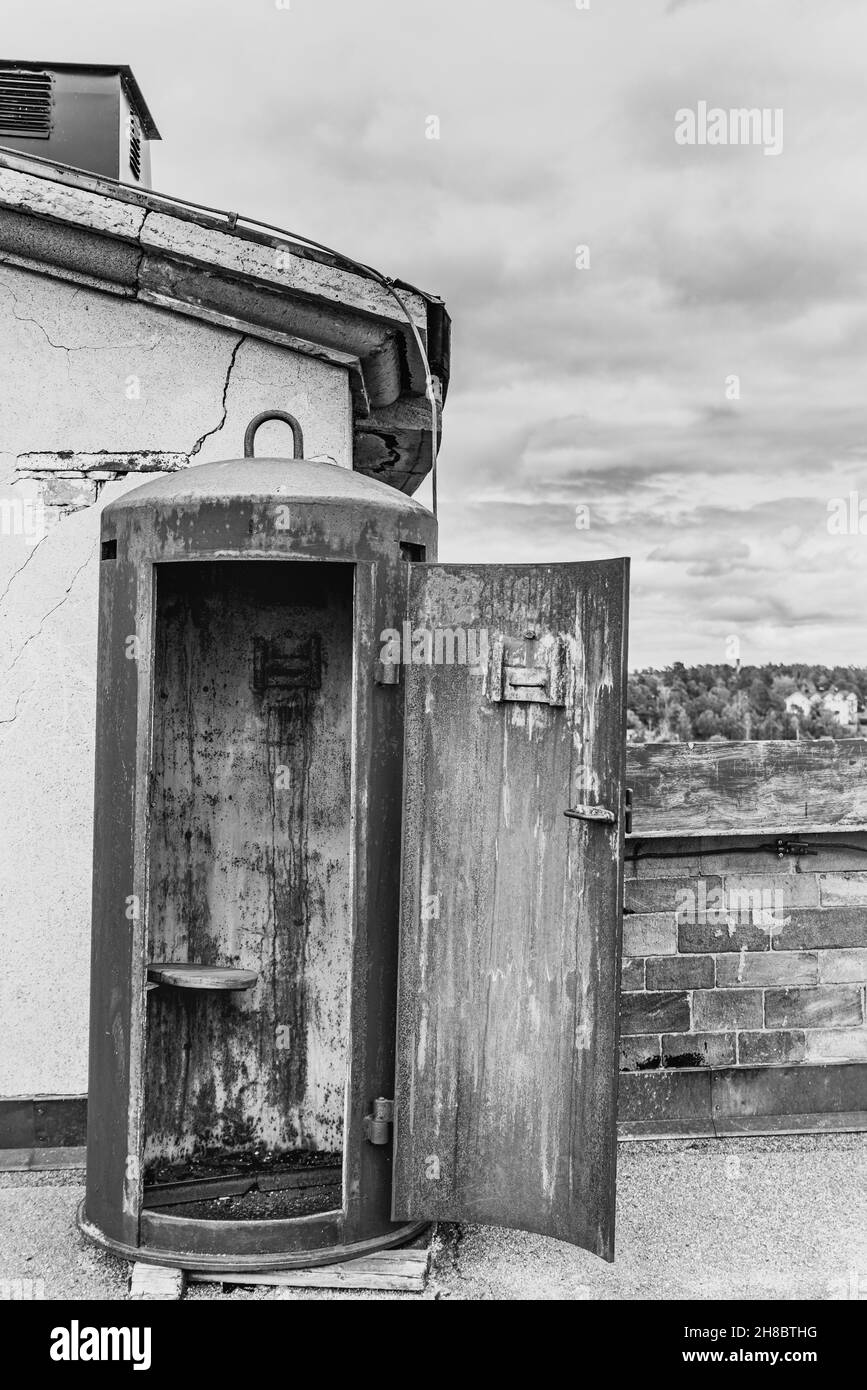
xmin=0 ymin=682 xmax=35 ymax=729
xmin=0 ymin=276 xmax=163 ymax=355
xmin=133 ymin=210 xmax=150 ymax=296
xmin=0 ymin=533 xmax=50 ymax=616
xmin=3 ymin=542 xmax=97 ymax=678
xmin=6 ymin=313 xmax=250 ymax=514
xmin=189 ymin=332 xmax=247 ymax=458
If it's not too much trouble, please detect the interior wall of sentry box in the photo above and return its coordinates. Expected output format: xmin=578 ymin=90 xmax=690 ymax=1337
xmin=618 ymin=830 xmax=867 ymax=1135
xmin=144 ymin=561 xmax=354 ymax=1173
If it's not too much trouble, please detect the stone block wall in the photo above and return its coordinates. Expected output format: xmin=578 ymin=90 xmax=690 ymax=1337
xmin=619 ymin=831 xmax=867 ymax=1133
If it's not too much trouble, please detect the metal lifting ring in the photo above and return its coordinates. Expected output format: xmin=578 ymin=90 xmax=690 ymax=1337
xmin=243 ymin=410 xmax=304 ymax=459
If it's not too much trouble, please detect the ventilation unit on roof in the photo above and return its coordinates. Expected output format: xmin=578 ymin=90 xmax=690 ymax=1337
xmin=128 ymin=109 xmax=141 ymax=181
xmin=0 ymin=68 xmax=52 ymax=138
xmin=0 ymin=61 xmax=160 ymax=186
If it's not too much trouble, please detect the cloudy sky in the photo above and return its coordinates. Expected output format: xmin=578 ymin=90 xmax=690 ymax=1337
xmin=7 ymin=0 xmax=867 ymax=667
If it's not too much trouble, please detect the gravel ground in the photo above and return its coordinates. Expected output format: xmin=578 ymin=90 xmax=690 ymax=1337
xmin=1 ymin=1135 xmax=864 ymax=1302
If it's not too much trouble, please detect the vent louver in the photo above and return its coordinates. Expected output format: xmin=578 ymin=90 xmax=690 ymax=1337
xmin=0 ymin=68 xmax=52 ymax=138
xmin=128 ymin=111 xmax=141 ymax=180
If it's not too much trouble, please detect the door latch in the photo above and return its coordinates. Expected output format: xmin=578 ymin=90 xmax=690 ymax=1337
xmin=564 ymin=805 xmax=616 ymax=825
xmin=564 ymin=787 xmax=631 ymax=829
xmin=363 ymin=1098 xmax=394 ymax=1145
xmin=488 ymin=634 xmax=569 ymax=707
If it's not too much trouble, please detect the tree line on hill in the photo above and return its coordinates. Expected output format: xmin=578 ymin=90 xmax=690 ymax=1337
xmin=627 ymin=664 xmax=867 ymax=743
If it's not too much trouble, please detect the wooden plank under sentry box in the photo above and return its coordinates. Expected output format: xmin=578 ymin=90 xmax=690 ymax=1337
xmin=626 ymin=739 xmax=867 ymax=839
xmin=129 ymin=1263 xmax=186 ymax=1300
xmin=188 ymin=1248 xmax=430 ymax=1293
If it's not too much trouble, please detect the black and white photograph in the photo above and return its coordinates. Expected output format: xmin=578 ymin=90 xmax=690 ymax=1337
xmin=0 ymin=0 xmax=863 ymax=1355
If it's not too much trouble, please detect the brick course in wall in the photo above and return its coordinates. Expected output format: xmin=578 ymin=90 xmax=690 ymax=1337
xmin=620 ymin=833 xmax=867 ymax=1075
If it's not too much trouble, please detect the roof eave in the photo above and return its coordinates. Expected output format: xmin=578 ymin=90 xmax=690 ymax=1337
xmin=0 ymin=149 xmax=449 ymax=494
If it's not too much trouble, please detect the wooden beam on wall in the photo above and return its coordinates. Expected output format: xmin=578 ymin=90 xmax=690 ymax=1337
xmin=626 ymin=739 xmax=867 ymax=839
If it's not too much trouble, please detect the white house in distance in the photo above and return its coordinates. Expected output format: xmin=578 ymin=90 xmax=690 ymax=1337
xmin=784 ymin=687 xmax=860 ymax=728
xmin=784 ymin=690 xmax=813 ymax=720
xmin=822 ymin=689 xmax=859 ymax=728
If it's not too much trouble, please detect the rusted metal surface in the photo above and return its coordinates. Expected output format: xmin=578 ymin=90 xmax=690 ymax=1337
xmin=144 ymin=561 xmax=353 ymax=1166
xmin=627 ymin=739 xmax=867 ymax=839
xmin=244 ymin=409 xmax=304 ymax=459
xmin=392 ymin=559 xmax=630 ymax=1259
xmin=84 ymin=531 xmax=141 ymax=1249
xmin=83 ymin=455 xmax=437 ymax=1264
xmin=85 ymin=447 xmax=632 ymax=1268
xmin=135 ymin=1211 xmax=429 ymax=1271
xmin=143 ymin=1162 xmax=341 ymax=1210
xmin=146 ymin=965 xmax=258 ymax=991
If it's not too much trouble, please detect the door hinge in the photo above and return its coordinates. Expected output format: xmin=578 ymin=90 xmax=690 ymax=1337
xmin=363 ymin=1097 xmax=394 ymax=1145
xmin=375 ymin=661 xmax=401 ymax=687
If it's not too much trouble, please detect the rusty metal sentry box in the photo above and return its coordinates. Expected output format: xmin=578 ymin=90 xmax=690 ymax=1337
xmin=79 ymin=413 xmax=436 ymax=1271
xmin=80 ymin=410 xmax=632 ymax=1271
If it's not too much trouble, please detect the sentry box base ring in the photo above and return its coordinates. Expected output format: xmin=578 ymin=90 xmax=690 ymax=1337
xmin=76 ymin=1199 xmax=428 ymax=1274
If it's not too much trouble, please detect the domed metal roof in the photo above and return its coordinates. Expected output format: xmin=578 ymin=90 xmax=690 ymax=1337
xmin=106 ymin=456 xmax=432 ymax=521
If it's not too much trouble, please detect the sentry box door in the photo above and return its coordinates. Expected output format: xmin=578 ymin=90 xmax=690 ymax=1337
xmin=392 ymin=560 xmax=629 ymax=1260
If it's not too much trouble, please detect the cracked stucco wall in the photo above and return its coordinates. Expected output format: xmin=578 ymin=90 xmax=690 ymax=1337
xmin=0 ymin=260 xmax=352 ymax=1097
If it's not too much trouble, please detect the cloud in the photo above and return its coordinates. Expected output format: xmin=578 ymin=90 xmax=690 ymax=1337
xmin=3 ymin=0 xmax=865 ymax=666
